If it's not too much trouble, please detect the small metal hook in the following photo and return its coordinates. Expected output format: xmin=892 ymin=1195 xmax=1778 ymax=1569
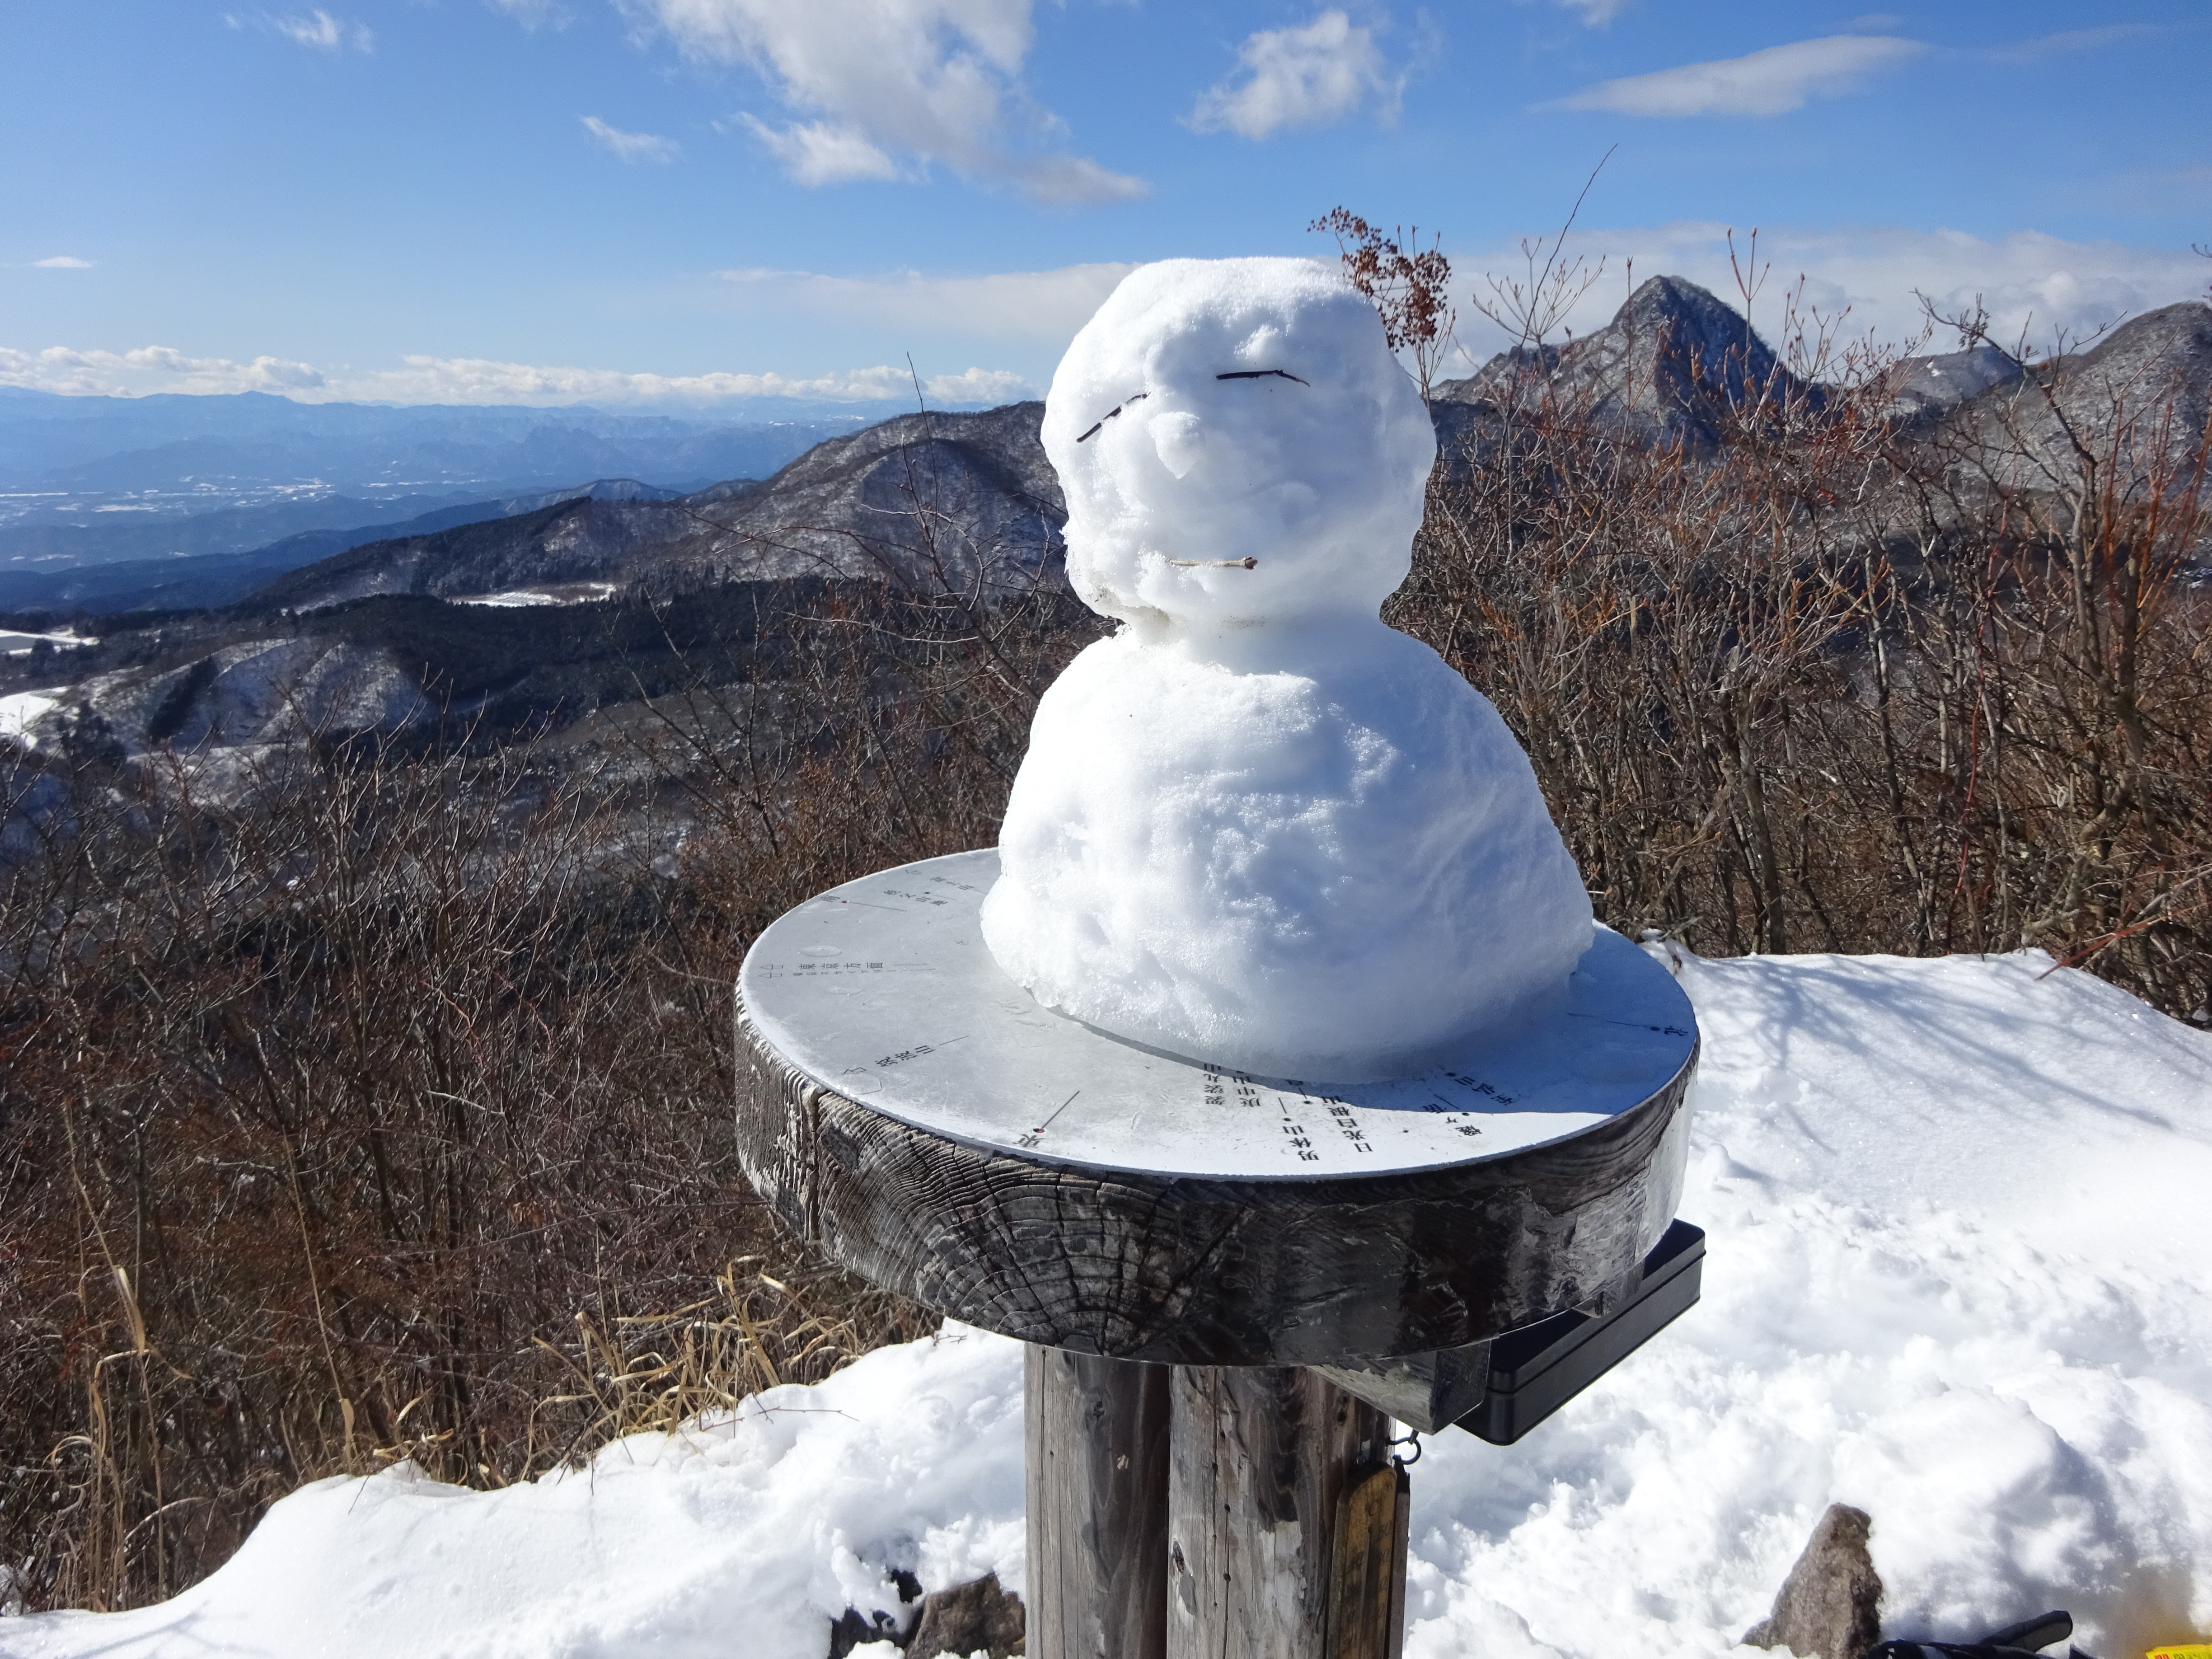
xmin=1389 ymin=1429 xmax=1422 ymax=1467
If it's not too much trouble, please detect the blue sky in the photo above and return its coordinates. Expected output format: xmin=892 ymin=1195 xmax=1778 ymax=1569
xmin=3 ymin=0 xmax=2207 ymax=407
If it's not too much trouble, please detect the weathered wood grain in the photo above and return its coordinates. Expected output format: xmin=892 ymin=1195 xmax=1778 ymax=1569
xmin=1167 ymin=1367 xmax=1387 ymax=1659
xmin=1325 ymin=1459 xmax=1408 ymax=1659
xmin=1025 ymin=1345 xmax=1171 ymax=1659
xmin=1386 ymin=1457 xmax=1409 ymax=1659
xmin=736 ymin=989 xmax=1695 ymax=1364
xmin=1308 ymin=1342 xmax=1493 ymax=1435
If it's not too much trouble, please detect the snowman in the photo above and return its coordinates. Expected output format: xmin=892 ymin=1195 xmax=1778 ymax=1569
xmin=980 ymin=257 xmax=1594 ymax=1083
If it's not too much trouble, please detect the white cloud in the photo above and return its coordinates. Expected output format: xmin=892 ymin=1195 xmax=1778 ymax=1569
xmin=1990 ymin=23 xmax=2161 ymax=64
xmin=0 ymin=344 xmax=1037 ymax=407
xmin=715 ymin=261 xmax=1134 ymax=340
xmin=1190 ymin=10 xmax=1398 ymax=140
xmin=581 ymin=115 xmax=681 ymax=163
xmin=623 ymin=0 xmax=1144 ymax=202
xmin=354 ymin=357 xmax=933 ymax=403
xmin=1555 ymin=35 xmax=1925 ymax=117
xmin=737 ymin=116 xmax=898 ymax=184
xmin=1448 ymin=223 xmax=2210 ymax=365
xmin=0 ymin=345 xmax=328 ymax=398
xmin=0 ymin=259 xmax=1129 ymax=408
xmin=9 ymin=226 xmax=2198 ymax=413
xmin=33 ymin=256 xmax=93 ymax=269
xmin=224 ymin=9 xmax=375 ymax=52
xmin=1551 ymin=0 xmax=1629 ymax=24
xmin=1008 ymin=155 xmax=1149 ymax=207
xmin=487 ymin=0 xmax=570 ymax=26
xmin=919 ymin=366 xmax=1033 ymax=403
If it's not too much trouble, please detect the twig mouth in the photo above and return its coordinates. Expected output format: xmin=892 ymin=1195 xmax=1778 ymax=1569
xmin=1166 ymin=557 xmax=1260 ymax=570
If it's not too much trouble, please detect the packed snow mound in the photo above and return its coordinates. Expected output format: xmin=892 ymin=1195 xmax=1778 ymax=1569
xmin=983 ymin=624 xmax=1594 ymax=1078
xmin=984 ymin=256 xmax=1591 ymax=1079
xmin=1041 ymin=256 xmax=1434 ymax=628
xmin=1409 ymin=946 xmax=2212 ymax=1659
xmin=1 ymin=1321 xmax=1026 ymax=1659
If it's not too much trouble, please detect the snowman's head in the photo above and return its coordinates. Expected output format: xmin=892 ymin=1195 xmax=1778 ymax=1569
xmin=1043 ymin=257 xmax=1435 ymax=635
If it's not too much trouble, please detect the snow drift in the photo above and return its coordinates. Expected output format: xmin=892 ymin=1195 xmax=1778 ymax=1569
xmin=5 ymin=945 xmax=2208 ymax=1659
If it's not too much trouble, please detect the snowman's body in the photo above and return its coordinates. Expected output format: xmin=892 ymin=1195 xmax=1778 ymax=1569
xmin=981 ymin=257 xmax=1593 ymax=1083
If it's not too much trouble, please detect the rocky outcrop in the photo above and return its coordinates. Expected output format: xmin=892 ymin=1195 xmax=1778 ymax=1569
xmin=663 ymin=402 xmax=1062 ymax=592
xmin=1434 ymin=274 xmax=1803 ymax=450
xmin=1884 ymin=346 xmax=2023 ymax=426
xmin=1743 ymin=1503 xmax=1884 ymax=1659
xmin=1936 ymin=300 xmax=2212 ymax=494
xmin=904 ymin=1573 xmax=1026 ymax=1659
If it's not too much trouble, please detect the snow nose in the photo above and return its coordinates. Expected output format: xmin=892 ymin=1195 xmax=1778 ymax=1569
xmin=1150 ymin=411 xmax=1206 ymax=480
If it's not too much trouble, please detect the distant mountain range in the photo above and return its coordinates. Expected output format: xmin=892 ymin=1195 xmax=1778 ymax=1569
xmin=251 ymin=402 xmax=1064 ymax=612
xmin=273 ymin=283 xmax=2209 ymax=616
xmin=0 ymin=387 xmax=870 ymax=496
xmin=0 ymin=479 xmax=693 ymax=614
xmin=0 ymin=387 xmax=870 ymax=572
xmin=14 ymin=277 xmax=2211 ymax=624
xmin=1434 ymin=274 xmax=2212 ymax=492
xmin=8 ymin=276 xmax=2207 ymax=764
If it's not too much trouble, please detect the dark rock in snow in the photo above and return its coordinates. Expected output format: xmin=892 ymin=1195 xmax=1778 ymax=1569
xmin=827 ymin=1603 xmax=904 ymax=1657
xmin=905 ymin=1571 xmax=1027 ymax=1659
xmin=825 ymin=1567 xmax=925 ymax=1657
xmin=1743 ymin=1502 xmax=1884 ymax=1659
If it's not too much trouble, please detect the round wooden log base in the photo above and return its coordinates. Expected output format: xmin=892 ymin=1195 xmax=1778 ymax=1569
xmin=735 ymin=853 xmax=1702 ymax=1659
xmin=734 ymin=850 xmax=1698 ymax=1365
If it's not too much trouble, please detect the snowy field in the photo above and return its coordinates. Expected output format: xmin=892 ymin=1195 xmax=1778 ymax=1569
xmin=0 ymin=631 xmax=96 ymax=658
xmin=0 ymin=690 xmax=61 ymax=746
xmin=4 ymin=943 xmax=2208 ymax=1659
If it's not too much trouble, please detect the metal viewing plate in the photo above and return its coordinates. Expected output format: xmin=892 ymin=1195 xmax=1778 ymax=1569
xmin=738 ymin=849 xmax=1696 ymax=1180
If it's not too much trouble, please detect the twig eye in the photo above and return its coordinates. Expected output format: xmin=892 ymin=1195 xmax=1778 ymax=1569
xmin=1076 ymin=391 xmax=1148 ymax=443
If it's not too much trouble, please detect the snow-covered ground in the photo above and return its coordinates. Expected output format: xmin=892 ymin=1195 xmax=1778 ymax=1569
xmin=4 ymin=945 xmax=2208 ymax=1659
xmin=0 ymin=689 xmax=61 ymax=746
xmin=455 ymin=582 xmax=620 ymax=608
xmin=0 ymin=629 xmax=97 ymax=658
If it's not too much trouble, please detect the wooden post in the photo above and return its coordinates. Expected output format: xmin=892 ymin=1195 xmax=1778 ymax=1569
xmin=1166 ymin=1366 xmax=1399 ymax=1659
xmin=1026 ymin=1345 xmax=1173 ymax=1659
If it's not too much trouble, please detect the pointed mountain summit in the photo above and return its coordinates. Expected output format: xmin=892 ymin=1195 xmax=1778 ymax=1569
xmin=1435 ymin=274 xmax=1797 ymax=449
xmin=662 ymin=401 xmax=1062 ymax=590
